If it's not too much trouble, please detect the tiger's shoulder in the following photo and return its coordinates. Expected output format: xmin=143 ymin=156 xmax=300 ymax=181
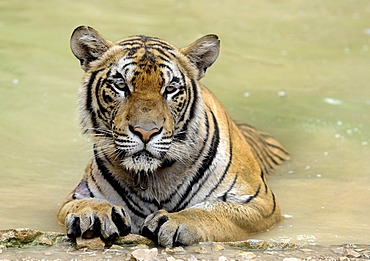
xmin=201 ymin=83 xmax=288 ymax=177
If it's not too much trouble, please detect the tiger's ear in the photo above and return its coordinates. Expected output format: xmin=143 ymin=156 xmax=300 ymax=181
xmin=180 ymin=34 xmax=220 ymax=79
xmin=70 ymin=26 xmax=113 ymax=71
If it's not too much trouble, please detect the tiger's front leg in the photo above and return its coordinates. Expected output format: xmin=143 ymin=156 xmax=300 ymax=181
xmin=140 ymin=201 xmax=282 ymax=247
xmin=58 ymin=198 xmax=131 ymax=240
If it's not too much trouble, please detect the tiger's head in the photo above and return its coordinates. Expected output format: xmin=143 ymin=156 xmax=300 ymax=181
xmin=71 ymin=26 xmax=219 ymax=174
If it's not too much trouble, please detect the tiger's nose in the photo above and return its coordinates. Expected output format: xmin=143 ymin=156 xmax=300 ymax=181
xmin=129 ymin=125 xmax=161 ymax=143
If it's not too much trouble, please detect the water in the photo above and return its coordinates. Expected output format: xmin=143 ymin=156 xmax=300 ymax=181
xmin=1 ymin=0 xmax=369 ymax=246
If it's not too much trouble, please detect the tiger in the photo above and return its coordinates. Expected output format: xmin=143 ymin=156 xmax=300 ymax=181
xmin=57 ymin=25 xmax=289 ymax=247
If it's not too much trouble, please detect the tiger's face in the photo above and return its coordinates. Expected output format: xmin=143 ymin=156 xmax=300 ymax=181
xmin=71 ymin=27 xmax=219 ymax=174
xmin=103 ymin=43 xmax=188 ymax=173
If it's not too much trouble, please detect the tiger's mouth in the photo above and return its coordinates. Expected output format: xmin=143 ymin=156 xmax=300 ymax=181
xmin=119 ymin=149 xmax=163 ymax=174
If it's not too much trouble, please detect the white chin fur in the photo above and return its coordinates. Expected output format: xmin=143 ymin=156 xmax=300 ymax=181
xmin=120 ymin=153 xmax=162 ymax=174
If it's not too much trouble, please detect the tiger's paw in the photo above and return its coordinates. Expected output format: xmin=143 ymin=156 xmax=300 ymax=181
xmin=140 ymin=209 xmax=205 ymax=247
xmin=65 ymin=201 xmax=131 ymax=241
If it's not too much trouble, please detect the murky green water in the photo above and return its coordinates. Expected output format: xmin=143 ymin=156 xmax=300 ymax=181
xmin=1 ymin=0 xmax=369 ymax=246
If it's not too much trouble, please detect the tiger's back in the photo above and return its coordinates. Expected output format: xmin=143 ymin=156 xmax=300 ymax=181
xmin=57 ymin=26 xmax=288 ymax=247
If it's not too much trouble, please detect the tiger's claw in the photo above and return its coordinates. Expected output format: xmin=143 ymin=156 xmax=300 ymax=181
xmin=140 ymin=209 xmax=204 ymax=247
xmin=65 ymin=202 xmax=131 ymax=241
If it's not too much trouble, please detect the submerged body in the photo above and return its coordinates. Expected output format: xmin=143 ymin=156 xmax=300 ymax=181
xmin=58 ymin=26 xmax=288 ymax=247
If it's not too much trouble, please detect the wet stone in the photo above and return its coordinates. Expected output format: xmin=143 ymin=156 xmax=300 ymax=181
xmin=224 ymin=239 xmax=298 ymax=250
xmin=218 ymin=256 xmax=228 ymax=261
xmin=130 ymin=248 xmax=158 ymax=261
xmin=163 ymin=246 xmax=186 ymax=254
xmin=75 ymin=237 xmax=105 ymax=249
xmin=115 ymin=234 xmax=154 ymax=246
xmin=36 ymin=235 xmax=53 ymax=246
xmin=238 ymin=251 xmax=256 ymax=259
xmin=106 ymin=244 xmax=124 ymax=251
xmin=130 ymin=244 xmax=150 ymax=250
xmin=264 ymin=251 xmax=277 ymax=255
xmin=212 ymin=244 xmax=225 ymax=251
xmin=0 ymin=228 xmax=65 ymax=247
xmin=344 ymin=248 xmax=361 ymax=258
xmin=193 ymin=246 xmax=208 ymax=254
xmin=1 ymin=229 xmax=369 ymax=260
xmin=0 ymin=229 xmax=42 ymax=246
xmin=331 ymin=246 xmax=345 ymax=255
xmin=187 ymin=255 xmax=198 ymax=261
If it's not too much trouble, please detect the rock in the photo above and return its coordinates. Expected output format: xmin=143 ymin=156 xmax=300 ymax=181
xmin=75 ymin=237 xmax=105 ymax=249
xmin=0 ymin=228 xmax=65 ymax=247
xmin=331 ymin=246 xmax=345 ymax=255
xmin=0 ymin=228 xmax=42 ymax=246
xmin=224 ymin=239 xmax=297 ymax=251
xmin=187 ymin=255 xmax=198 ymax=261
xmin=193 ymin=246 xmax=208 ymax=254
xmin=238 ymin=251 xmax=256 ymax=259
xmin=344 ymin=248 xmax=361 ymax=258
xmin=115 ymin=233 xmax=154 ymax=246
xmin=282 ymin=258 xmax=301 ymax=261
xmin=36 ymin=235 xmax=53 ymax=246
xmin=212 ymin=244 xmax=225 ymax=251
xmin=165 ymin=256 xmax=177 ymax=261
xmin=107 ymin=244 xmax=124 ymax=251
xmin=130 ymin=244 xmax=150 ymax=250
xmin=218 ymin=256 xmax=228 ymax=261
xmin=163 ymin=246 xmax=186 ymax=254
xmin=130 ymin=248 xmax=158 ymax=261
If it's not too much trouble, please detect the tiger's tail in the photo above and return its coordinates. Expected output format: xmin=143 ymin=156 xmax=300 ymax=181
xmin=236 ymin=123 xmax=289 ymax=175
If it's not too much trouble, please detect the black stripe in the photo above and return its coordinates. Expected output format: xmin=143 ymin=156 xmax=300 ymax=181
xmin=159 ymin=111 xmax=209 ymax=206
xmin=243 ymin=134 xmax=275 ymax=171
xmin=265 ymin=141 xmax=289 ymax=156
xmin=205 ymin=116 xmax=234 ymax=199
xmin=89 ymin=167 xmax=101 ymax=197
xmin=219 ymin=174 xmax=238 ymax=202
xmin=159 ymin=159 xmax=176 ymax=169
xmin=146 ymin=42 xmax=174 ymax=51
xmin=158 ymin=63 xmax=174 ymax=74
xmin=150 ymin=47 xmax=172 ymax=60
xmin=178 ymin=70 xmax=186 ymax=84
xmin=101 ymin=148 xmax=114 ymax=166
xmin=96 ymin=151 xmax=162 ymax=209
xmin=119 ymin=39 xmax=144 ymax=47
xmin=261 ymin=168 xmax=268 ymax=194
xmin=264 ymin=191 xmax=277 ymax=218
xmin=190 ymin=111 xmax=209 ymax=164
xmin=176 ymin=79 xmax=197 ymax=135
xmin=243 ymin=134 xmax=271 ymax=173
xmin=239 ymin=123 xmax=288 ymax=162
xmin=85 ymin=69 xmax=105 ymax=132
xmin=266 ymin=144 xmax=288 ymax=162
xmin=95 ymin=78 xmax=111 ymax=123
xmin=121 ymin=62 xmax=137 ymax=76
xmin=243 ymin=185 xmax=261 ymax=204
xmin=93 ymin=149 xmax=147 ymax=218
xmin=173 ymin=110 xmax=220 ymax=211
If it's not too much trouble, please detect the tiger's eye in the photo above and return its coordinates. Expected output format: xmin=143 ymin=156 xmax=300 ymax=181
xmin=165 ymin=86 xmax=176 ymax=93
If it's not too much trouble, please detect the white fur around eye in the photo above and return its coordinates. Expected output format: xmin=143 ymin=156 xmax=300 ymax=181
xmin=162 ymin=85 xmax=180 ymax=100
xmin=111 ymin=84 xmax=127 ymax=98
